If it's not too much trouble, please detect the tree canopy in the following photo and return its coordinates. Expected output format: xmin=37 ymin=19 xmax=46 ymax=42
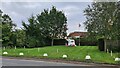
xmin=22 ymin=6 xmax=67 ymax=46
xmin=84 ymin=2 xmax=120 ymax=40
xmin=1 ymin=10 xmax=16 ymax=47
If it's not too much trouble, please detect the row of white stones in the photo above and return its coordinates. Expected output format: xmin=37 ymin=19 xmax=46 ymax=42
xmin=3 ymin=52 xmax=120 ymax=61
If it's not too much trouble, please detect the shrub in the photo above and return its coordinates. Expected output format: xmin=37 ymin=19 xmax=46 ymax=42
xmin=46 ymin=39 xmax=67 ymax=46
xmin=74 ymin=37 xmax=98 ymax=46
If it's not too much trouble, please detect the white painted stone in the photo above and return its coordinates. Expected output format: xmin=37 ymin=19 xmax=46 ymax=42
xmin=107 ymin=49 xmax=109 ymax=53
xmin=43 ymin=53 xmax=48 ymax=57
xmin=15 ymin=46 xmax=16 ymax=49
xmin=3 ymin=52 xmax=8 ymax=55
xmin=85 ymin=55 xmax=91 ymax=60
xmin=62 ymin=55 xmax=67 ymax=58
xmin=19 ymin=53 xmax=24 ymax=56
xmin=110 ymin=51 xmax=112 ymax=56
xmin=3 ymin=47 xmax=6 ymax=50
xmin=57 ymin=49 xmax=59 ymax=53
xmin=115 ymin=58 xmax=120 ymax=61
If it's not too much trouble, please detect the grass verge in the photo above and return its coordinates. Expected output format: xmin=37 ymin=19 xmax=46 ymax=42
xmin=2 ymin=46 xmax=119 ymax=64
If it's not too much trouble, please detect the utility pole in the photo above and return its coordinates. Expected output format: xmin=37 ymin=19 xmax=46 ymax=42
xmin=79 ymin=24 xmax=81 ymax=46
xmin=79 ymin=36 xmax=80 ymax=46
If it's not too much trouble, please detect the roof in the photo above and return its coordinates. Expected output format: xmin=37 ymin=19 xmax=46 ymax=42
xmin=68 ymin=31 xmax=88 ymax=37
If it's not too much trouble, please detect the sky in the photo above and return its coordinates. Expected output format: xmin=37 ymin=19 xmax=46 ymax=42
xmin=0 ymin=2 xmax=92 ymax=34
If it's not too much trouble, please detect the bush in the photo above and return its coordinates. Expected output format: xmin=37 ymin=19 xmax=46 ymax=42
xmin=25 ymin=37 xmax=46 ymax=48
xmin=106 ymin=40 xmax=120 ymax=52
xmin=46 ymin=37 xmax=98 ymax=46
xmin=74 ymin=37 xmax=98 ymax=46
xmin=46 ymin=39 xmax=67 ymax=46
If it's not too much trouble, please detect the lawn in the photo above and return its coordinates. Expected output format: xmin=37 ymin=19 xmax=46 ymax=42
xmin=0 ymin=48 xmax=1 ymax=55
xmin=2 ymin=46 xmax=119 ymax=64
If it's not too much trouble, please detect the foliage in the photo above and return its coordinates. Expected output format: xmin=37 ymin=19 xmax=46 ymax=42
xmin=36 ymin=6 xmax=67 ymax=46
xmin=84 ymin=2 xmax=119 ymax=40
xmin=22 ymin=15 xmax=45 ymax=47
xmin=84 ymin=2 xmax=120 ymax=52
xmin=22 ymin=6 xmax=67 ymax=46
xmin=15 ymin=29 xmax=26 ymax=47
xmin=1 ymin=10 xmax=16 ymax=47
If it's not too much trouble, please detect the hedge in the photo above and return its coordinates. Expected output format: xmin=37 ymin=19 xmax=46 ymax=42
xmin=46 ymin=38 xmax=98 ymax=46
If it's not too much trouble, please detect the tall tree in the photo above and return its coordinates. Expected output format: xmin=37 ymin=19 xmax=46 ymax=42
xmin=84 ymin=2 xmax=120 ymax=51
xmin=1 ymin=10 xmax=16 ymax=47
xmin=37 ymin=6 xmax=67 ymax=46
xmin=84 ymin=2 xmax=119 ymax=39
xmin=22 ymin=15 xmax=45 ymax=47
xmin=23 ymin=6 xmax=67 ymax=47
xmin=15 ymin=29 xmax=26 ymax=47
xmin=0 ymin=10 xmax=2 ymax=46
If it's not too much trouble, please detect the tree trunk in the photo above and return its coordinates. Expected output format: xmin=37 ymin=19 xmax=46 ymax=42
xmin=104 ymin=39 xmax=107 ymax=52
xmin=51 ymin=38 xmax=54 ymax=46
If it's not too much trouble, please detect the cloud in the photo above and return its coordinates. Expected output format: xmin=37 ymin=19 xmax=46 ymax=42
xmin=22 ymin=3 xmax=41 ymax=8
xmin=1 ymin=2 xmax=91 ymax=34
xmin=1 ymin=0 xmax=94 ymax=2
xmin=59 ymin=6 xmax=81 ymax=17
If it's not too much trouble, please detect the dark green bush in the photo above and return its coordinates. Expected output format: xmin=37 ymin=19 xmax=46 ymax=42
xmin=74 ymin=37 xmax=98 ymax=46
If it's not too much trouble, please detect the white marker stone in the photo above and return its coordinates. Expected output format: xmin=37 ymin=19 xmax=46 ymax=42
xmin=107 ymin=49 xmax=109 ymax=53
xmin=110 ymin=51 xmax=112 ymax=56
xmin=62 ymin=55 xmax=67 ymax=58
xmin=57 ymin=49 xmax=59 ymax=53
xmin=85 ymin=55 xmax=91 ymax=60
xmin=3 ymin=52 xmax=8 ymax=55
xmin=19 ymin=53 xmax=24 ymax=56
xmin=115 ymin=58 xmax=120 ymax=61
xmin=15 ymin=46 xmax=16 ymax=49
xmin=43 ymin=53 xmax=48 ymax=57
xmin=3 ymin=47 xmax=5 ymax=50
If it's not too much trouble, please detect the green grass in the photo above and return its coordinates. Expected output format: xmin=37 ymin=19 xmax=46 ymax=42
xmin=2 ymin=46 xmax=119 ymax=64
xmin=0 ymin=48 xmax=2 ymax=55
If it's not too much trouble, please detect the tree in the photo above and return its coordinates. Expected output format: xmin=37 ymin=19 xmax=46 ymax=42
xmin=22 ymin=15 xmax=45 ymax=47
xmin=15 ymin=29 xmax=26 ymax=47
xmin=84 ymin=2 xmax=119 ymax=39
xmin=84 ymin=2 xmax=120 ymax=51
xmin=37 ymin=6 xmax=67 ymax=46
xmin=1 ymin=10 xmax=16 ymax=47
xmin=23 ymin=6 xmax=67 ymax=47
xmin=0 ymin=10 xmax=2 ymax=46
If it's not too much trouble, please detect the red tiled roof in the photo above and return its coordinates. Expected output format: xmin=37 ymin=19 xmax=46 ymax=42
xmin=68 ymin=32 xmax=88 ymax=37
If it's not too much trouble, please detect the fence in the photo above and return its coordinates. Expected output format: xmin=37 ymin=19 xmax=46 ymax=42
xmin=46 ymin=39 xmax=98 ymax=46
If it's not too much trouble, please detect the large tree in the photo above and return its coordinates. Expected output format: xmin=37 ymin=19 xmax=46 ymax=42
xmin=22 ymin=15 xmax=45 ymax=47
xmin=84 ymin=2 xmax=119 ymax=39
xmin=37 ymin=6 xmax=67 ymax=46
xmin=23 ymin=6 xmax=67 ymax=46
xmin=84 ymin=2 xmax=120 ymax=51
xmin=1 ymin=10 xmax=16 ymax=47
xmin=14 ymin=29 xmax=26 ymax=47
xmin=0 ymin=10 xmax=2 ymax=46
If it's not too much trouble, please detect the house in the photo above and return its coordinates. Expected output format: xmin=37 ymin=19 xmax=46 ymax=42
xmin=68 ymin=31 xmax=88 ymax=38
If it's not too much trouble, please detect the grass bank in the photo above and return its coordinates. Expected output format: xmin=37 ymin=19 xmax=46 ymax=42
xmin=2 ymin=46 xmax=119 ymax=64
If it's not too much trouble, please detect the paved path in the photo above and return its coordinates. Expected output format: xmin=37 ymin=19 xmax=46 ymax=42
xmin=1 ymin=57 xmax=120 ymax=68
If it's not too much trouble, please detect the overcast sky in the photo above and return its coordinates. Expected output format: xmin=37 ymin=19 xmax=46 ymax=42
xmin=1 ymin=2 xmax=92 ymax=34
